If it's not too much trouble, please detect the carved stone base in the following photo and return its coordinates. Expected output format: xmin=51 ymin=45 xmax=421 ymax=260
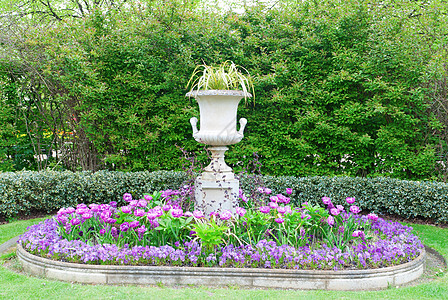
xmin=194 ymin=177 xmax=239 ymax=215
xmin=202 ymin=146 xmax=234 ymax=181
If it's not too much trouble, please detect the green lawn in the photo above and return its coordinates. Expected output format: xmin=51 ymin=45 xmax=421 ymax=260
xmin=0 ymin=217 xmax=447 ymax=300
xmin=0 ymin=217 xmax=50 ymax=244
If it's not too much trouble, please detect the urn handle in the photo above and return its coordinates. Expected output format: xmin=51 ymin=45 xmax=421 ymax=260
xmin=190 ymin=117 xmax=199 ymax=135
xmin=238 ymin=118 xmax=247 ymax=135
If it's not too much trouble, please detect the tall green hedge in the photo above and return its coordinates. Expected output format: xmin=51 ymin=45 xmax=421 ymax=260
xmin=1 ymin=0 xmax=445 ymax=180
xmin=1 ymin=170 xmax=447 ymax=223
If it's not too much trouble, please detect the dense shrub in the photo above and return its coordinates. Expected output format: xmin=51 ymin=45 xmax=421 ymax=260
xmin=1 ymin=170 xmax=447 ymax=223
xmin=1 ymin=1 xmax=446 ymax=180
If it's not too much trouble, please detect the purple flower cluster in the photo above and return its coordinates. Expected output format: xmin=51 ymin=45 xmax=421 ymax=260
xmin=54 ymin=190 xmax=203 ymax=247
xmin=252 ymin=189 xmax=296 ymax=225
xmin=19 ymin=216 xmax=423 ymax=270
xmin=19 ymin=187 xmax=424 ymax=271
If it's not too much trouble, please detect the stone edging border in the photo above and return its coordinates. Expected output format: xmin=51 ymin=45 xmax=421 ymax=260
xmin=0 ymin=236 xmax=20 ymax=254
xmin=16 ymin=244 xmax=426 ymax=290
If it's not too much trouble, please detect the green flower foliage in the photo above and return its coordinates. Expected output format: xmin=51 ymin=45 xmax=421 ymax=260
xmin=1 ymin=170 xmax=448 ymax=224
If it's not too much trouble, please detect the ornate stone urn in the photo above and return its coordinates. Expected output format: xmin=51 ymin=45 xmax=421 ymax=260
xmin=187 ymin=90 xmax=251 ymax=215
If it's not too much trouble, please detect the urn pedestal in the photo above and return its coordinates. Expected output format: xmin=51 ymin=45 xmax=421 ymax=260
xmin=187 ymin=90 xmax=251 ymax=215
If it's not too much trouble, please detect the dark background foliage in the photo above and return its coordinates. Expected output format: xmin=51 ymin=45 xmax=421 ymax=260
xmin=0 ymin=0 xmax=447 ymax=181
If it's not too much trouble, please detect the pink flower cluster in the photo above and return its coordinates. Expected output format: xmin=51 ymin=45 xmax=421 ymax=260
xmin=256 ymin=188 xmax=295 ymax=224
xmin=321 ymin=196 xmax=362 ymax=217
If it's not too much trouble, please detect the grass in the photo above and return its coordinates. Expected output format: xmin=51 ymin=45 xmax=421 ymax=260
xmin=0 ymin=217 xmax=50 ymax=244
xmin=0 ymin=217 xmax=448 ymax=299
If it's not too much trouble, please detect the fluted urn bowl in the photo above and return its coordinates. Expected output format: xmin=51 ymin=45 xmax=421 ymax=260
xmin=186 ymin=90 xmax=251 ymax=146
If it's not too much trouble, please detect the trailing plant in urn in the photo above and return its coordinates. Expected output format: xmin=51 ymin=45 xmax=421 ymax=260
xmin=187 ymin=61 xmax=254 ymax=98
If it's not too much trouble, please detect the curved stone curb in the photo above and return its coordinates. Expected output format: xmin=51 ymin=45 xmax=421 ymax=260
xmin=17 ymin=244 xmax=426 ymax=290
xmin=0 ymin=236 xmax=19 ymax=254
xmin=425 ymin=245 xmax=447 ymax=269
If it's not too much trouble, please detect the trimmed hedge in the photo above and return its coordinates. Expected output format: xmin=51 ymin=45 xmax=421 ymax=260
xmin=243 ymin=176 xmax=448 ymax=224
xmin=0 ymin=170 xmax=187 ymax=219
xmin=1 ymin=171 xmax=447 ymax=223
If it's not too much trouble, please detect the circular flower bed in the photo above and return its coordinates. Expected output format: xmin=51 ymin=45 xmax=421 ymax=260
xmin=19 ymin=187 xmax=424 ymax=271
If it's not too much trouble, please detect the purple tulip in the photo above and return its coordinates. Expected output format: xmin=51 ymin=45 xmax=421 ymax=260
xmin=286 ymin=188 xmax=293 ymax=195
xmin=350 ymin=205 xmax=361 ymax=214
xmin=193 ymin=210 xmax=204 ymax=219
xmin=236 ymin=207 xmax=247 ymax=217
xmin=283 ymin=197 xmax=291 ymax=204
xmin=153 ymin=206 xmax=163 ymax=217
xmin=269 ymin=201 xmax=279 ymax=209
xmin=130 ymin=220 xmax=140 ymax=228
xmin=56 ymin=215 xmax=68 ymax=225
xmin=277 ymin=194 xmax=288 ymax=203
xmin=65 ymin=207 xmax=75 ymax=214
xmin=137 ymin=225 xmax=146 ymax=234
xmin=121 ymin=206 xmax=132 ymax=214
xmin=144 ymin=195 xmax=153 ymax=201
xmin=259 ymin=206 xmax=271 ymax=214
xmin=330 ymin=208 xmax=340 ymax=216
xmin=82 ymin=212 xmax=93 ymax=219
xmin=274 ymin=218 xmax=284 ymax=224
xmin=105 ymin=218 xmax=117 ymax=224
xmin=322 ymin=197 xmax=331 ymax=205
xmin=327 ymin=216 xmax=335 ymax=226
xmin=137 ymin=200 xmax=148 ymax=207
xmin=220 ymin=210 xmax=232 ymax=220
xmin=100 ymin=210 xmax=112 ymax=220
xmin=111 ymin=227 xmax=118 ymax=238
xmin=147 ymin=212 xmax=158 ymax=220
xmin=120 ymin=222 xmax=130 ymax=232
xmin=367 ymin=213 xmax=378 ymax=222
xmin=90 ymin=204 xmax=101 ymax=212
xmin=123 ymin=193 xmax=133 ymax=202
xmin=149 ymin=219 xmax=159 ymax=228
xmin=134 ymin=209 xmax=146 ymax=217
xmin=277 ymin=206 xmax=287 ymax=215
xmin=70 ymin=218 xmax=80 ymax=226
xmin=171 ymin=208 xmax=183 ymax=218
xmin=239 ymin=189 xmax=249 ymax=203
xmin=285 ymin=206 xmax=293 ymax=214
xmin=352 ymin=230 xmax=364 ymax=238
xmin=346 ymin=197 xmax=356 ymax=204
